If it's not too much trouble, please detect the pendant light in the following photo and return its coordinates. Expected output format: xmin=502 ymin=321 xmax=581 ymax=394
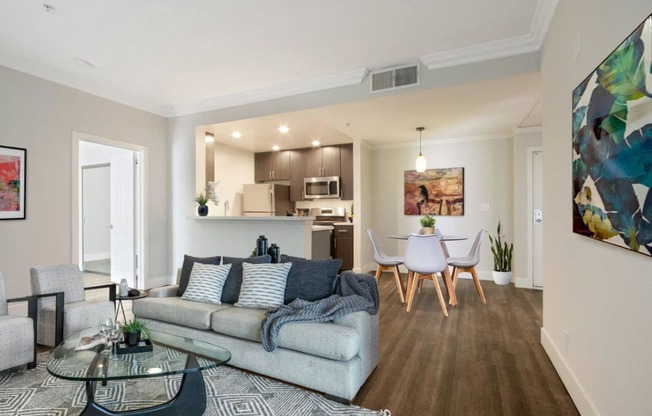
xmin=415 ymin=127 xmax=426 ymax=172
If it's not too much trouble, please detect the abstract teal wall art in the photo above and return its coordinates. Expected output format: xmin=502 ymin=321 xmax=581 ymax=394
xmin=572 ymin=13 xmax=652 ymax=256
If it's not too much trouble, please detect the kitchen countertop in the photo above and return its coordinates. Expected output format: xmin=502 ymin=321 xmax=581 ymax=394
xmin=312 ymin=225 xmax=334 ymax=231
xmin=194 ymin=216 xmax=314 ymax=221
xmin=333 ymin=221 xmax=353 ymax=226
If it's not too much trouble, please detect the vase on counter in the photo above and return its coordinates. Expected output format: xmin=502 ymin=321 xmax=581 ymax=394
xmin=256 ymin=235 xmax=268 ymax=256
xmin=198 ymin=205 xmax=208 ymax=216
xmin=268 ymin=244 xmax=280 ymax=263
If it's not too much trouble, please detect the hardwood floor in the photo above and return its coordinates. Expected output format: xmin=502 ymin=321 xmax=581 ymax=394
xmin=353 ymin=272 xmax=579 ymax=416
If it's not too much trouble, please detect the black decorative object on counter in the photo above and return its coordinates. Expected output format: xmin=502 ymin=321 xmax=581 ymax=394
xmin=268 ymin=244 xmax=280 ymax=263
xmin=198 ymin=205 xmax=208 ymax=216
xmin=256 ymin=235 xmax=268 ymax=256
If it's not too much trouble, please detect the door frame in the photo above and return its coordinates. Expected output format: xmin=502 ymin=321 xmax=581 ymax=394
xmin=526 ymin=146 xmax=543 ymax=290
xmin=72 ymin=131 xmax=148 ymax=289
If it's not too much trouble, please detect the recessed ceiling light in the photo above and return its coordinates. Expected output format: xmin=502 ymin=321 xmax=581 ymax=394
xmin=205 ymin=132 xmax=214 ymax=143
xmin=311 ymin=140 xmax=320 ymax=147
xmin=232 ymin=131 xmax=241 ymax=139
xmin=278 ymin=126 xmax=289 ymax=133
xmin=272 ymin=145 xmax=280 ymax=151
xmin=73 ymin=57 xmax=96 ymax=70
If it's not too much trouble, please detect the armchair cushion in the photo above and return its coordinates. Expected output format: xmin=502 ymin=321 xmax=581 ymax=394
xmin=0 ymin=316 xmax=35 ymax=371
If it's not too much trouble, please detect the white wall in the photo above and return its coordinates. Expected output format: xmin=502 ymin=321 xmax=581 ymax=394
xmin=0 ymin=65 xmax=168 ymax=299
xmin=358 ymin=141 xmax=374 ymax=272
xmin=371 ymin=137 xmax=514 ymax=278
xmin=82 ymin=166 xmax=110 ymax=260
xmin=513 ymin=128 xmax=542 ymax=287
xmin=541 ymin=2 xmax=652 ymax=415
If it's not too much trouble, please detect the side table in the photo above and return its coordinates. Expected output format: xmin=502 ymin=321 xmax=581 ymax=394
xmin=115 ymin=293 xmax=147 ymax=322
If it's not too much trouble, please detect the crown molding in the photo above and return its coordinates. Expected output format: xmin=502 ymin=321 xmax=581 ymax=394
xmin=514 ymin=126 xmax=542 ymax=135
xmin=420 ymin=0 xmax=558 ymax=71
xmin=168 ymin=68 xmax=369 ymax=117
xmin=0 ymin=54 xmax=169 ymax=116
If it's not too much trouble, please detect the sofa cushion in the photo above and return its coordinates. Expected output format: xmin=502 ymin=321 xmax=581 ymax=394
xmin=221 ymin=255 xmax=271 ymax=304
xmin=280 ymin=255 xmax=341 ymax=304
xmin=211 ymin=307 xmax=361 ymax=361
xmin=181 ymin=263 xmax=231 ymax=305
xmin=134 ymin=297 xmax=230 ymax=330
xmin=235 ymin=263 xmax=292 ymax=310
xmin=177 ymin=255 xmax=221 ymax=296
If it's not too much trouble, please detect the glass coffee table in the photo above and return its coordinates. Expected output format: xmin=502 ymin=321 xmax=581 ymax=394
xmin=47 ymin=328 xmax=231 ymax=416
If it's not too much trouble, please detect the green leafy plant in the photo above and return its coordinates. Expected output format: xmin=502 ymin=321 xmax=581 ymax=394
xmin=194 ymin=192 xmax=208 ymax=206
xmin=119 ymin=319 xmax=151 ymax=339
xmin=420 ymin=214 xmax=436 ymax=228
xmin=488 ymin=221 xmax=513 ymax=272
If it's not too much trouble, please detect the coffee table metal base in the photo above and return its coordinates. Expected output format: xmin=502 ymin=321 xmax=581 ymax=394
xmin=81 ymin=355 xmax=206 ymax=416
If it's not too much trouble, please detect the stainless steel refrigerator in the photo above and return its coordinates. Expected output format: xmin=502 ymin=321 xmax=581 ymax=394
xmin=242 ymin=184 xmax=292 ymax=216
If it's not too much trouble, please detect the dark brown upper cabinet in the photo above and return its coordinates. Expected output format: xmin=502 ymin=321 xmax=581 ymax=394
xmin=305 ymin=146 xmax=340 ymax=178
xmin=339 ymin=144 xmax=354 ymax=201
xmin=254 ymin=150 xmax=290 ymax=182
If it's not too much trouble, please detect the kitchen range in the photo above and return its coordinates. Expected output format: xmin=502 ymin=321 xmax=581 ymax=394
xmin=311 ymin=207 xmax=353 ymax=271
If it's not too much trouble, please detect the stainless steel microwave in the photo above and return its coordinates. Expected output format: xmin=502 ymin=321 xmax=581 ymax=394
xmin=304 ymin=176 xmax=340 ymax=199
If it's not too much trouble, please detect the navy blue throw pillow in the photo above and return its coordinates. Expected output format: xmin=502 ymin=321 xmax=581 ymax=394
xmin=280 ymin=254 xmax=342 ymax=304
xmin=221 ymin=255 xmax=271 ymax=304
xmin=177 ymin=255 xmax=221 ymax=296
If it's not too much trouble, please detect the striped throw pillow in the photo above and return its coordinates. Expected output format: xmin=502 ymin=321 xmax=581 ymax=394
xmin=235 ymin=262 xmax=292 ymax=309
xmin=181 ymin=263 xmax=232 ymax=305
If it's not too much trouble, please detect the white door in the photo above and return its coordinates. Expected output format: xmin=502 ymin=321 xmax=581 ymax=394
xmin=532 ymin=150 xmax=544 ymax=288
xmin=110 ymin=153 xmax=136 ymax=287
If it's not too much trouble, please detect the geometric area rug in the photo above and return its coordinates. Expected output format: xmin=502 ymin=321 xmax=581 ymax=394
xmin=0 ymin=353 xmax=390 ymax=416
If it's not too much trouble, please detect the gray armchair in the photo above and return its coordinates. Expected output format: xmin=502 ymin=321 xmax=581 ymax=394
xmin=30 ymin=264 xmax=116 ymax=347
xmin=0 ymin=272 xmax=37 ymax=370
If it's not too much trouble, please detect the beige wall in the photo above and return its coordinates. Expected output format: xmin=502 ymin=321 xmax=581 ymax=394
xmin=542 ymin=2 xmax=652 ymax=414
xmin=0 ymin=65 xmax=168 ymax=298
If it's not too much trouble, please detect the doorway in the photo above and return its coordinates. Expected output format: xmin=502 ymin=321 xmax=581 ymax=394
xmin=72 ymin=133 xmax=146 ymax=290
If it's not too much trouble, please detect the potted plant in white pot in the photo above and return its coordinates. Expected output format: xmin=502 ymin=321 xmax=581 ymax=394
xmin=420 ymin=214 xmax=436 ymax=234
xmin=488 ymin=221 xmax=513 ymax=285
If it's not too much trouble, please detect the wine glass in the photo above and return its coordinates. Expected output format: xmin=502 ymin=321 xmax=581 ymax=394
xmin=98 ymin=317 xmax=115 ymax=352
xmin=108 ymin=325 xmax=121 ymax=359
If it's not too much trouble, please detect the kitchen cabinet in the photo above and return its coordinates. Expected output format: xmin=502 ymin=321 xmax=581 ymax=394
xmin=305 ymin=146 xmax=340 ymax=178
xmin=339 ymin=143 xmax=354 ymax=200
xmin=255 ymin=151 xmax=290 ymax=182
xmin=333 ymin=224 xmax=353 ymax=271
xmin=289 ymin=149 xmax=307 ymax=201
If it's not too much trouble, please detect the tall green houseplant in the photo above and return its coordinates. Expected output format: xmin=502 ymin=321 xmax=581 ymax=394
xmin=488 ymin=221 xmax=513 ymax=272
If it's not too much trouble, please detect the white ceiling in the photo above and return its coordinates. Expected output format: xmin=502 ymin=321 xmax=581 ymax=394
xmin=0 ymin=1 xmax=553 ymax=150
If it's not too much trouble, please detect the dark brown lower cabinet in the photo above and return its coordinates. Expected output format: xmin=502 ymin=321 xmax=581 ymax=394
xmin=333 ymin=224 xmax=354 ymax=271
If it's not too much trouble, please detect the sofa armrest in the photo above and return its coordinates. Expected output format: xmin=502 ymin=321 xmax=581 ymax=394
xmin=148 ymin=285 xmax=179 ymax=298
xmin=333 ymin=310 xmax=380 ymax=378
xmin=7 ymin=295 xmax=38 ymax=368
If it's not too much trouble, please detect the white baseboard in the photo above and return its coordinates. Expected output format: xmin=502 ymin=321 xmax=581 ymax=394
xmin=84 ymin=252 xmax=110 ymax=262
xmin=515 ymin=275 xmax=532 ymax=289
xmin=541 ymin=327 xmax=600 ymax=416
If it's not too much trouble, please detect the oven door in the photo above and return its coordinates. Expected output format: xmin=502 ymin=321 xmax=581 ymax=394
xmin=304 ymin=176 xmax=340 ymax=199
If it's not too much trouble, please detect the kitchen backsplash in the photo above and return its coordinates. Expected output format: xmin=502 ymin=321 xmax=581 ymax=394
xmin=295 ymin=199 xmax=353 ymax=215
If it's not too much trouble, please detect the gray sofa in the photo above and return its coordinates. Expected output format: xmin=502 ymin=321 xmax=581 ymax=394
xmin=133 ymin=271 xmax=380 ymax=401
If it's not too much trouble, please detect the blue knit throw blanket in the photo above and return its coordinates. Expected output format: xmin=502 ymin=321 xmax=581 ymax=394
xmin=261 ymin=271 xmax=379 ymax=352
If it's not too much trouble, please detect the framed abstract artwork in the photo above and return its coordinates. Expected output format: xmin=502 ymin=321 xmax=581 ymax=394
xmin=572 ymin=13 xmax=652 ymax=256
xmin=0 ymin=145 xmax=26 ymax=220
xmin=404 ymin=167 xmax=464 ymax=216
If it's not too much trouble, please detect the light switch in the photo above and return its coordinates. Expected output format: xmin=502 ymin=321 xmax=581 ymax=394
xmin=481 ymin=203 xmax=490 ymax=212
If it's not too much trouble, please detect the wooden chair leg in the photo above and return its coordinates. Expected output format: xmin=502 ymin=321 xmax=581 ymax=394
xmin=392 ymin=265 xmax=406 ymax=303
xmin=431 ymin=275 xmax=448 ymax=317
xmin=470 ymin=267 xmax=487 ymax=304
xmin=406 ymin=272 xmax=420 ymax=312
xmin=417 ymin=279 xmax=424 ymax=294
xmin=375 ymin=265 xmax=383 ymax=280
xmin=451 ymin=267 xmax=460 ymax=289
xmin=442 ymin=268 xmax=457 ymax=306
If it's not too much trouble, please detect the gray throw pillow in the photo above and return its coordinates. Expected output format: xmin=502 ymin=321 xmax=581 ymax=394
xmin=221 ymin=255 xmax=271 ymax=304
xmin=280 ymin=254 xmax=342 ymax=304
xmin=177 ymin=255 xmax=221 ymax=296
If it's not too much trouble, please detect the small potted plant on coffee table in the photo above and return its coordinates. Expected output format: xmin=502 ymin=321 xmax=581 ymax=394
xmin=120 ymin=319 xmax=151 ymax=347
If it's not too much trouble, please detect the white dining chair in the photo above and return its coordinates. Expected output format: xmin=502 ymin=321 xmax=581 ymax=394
xmin=366 ymin=229 xmax=406 ymax=303
xmin=447 ymin=230 xmax=487 ymax=304
xmin=403 ymin=233 xmax=449 ymax=316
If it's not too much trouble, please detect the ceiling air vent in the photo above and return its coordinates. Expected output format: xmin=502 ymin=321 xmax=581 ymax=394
xmin=370 ymin=64 xmax=419 ymax=93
